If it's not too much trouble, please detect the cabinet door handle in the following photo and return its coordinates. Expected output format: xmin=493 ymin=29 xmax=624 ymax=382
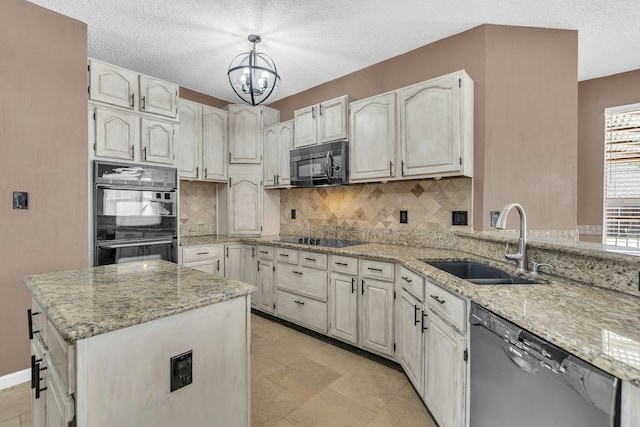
xmin=252 ymin=247 xmax=256 ymax=258
xmin=402 ymin=276 xmax=412 ymax=283
xmin=361 ymin=279 xmax=365 ymax=295
xmin=34 ymin=362 xmax=47 ymax=399
xmin=294 ymin=299 xmax=305 ymax=305
xmin=196 ymin=252 xmax=209 ymax=255
xmin=130 ymin=93 xmax=135 ymax=108
xmin=196 ymin=166 xmax=199 ymax=178
xmin=401 ymin=160 xmax=405 ymax=176
xmin=292 ymin=270 xmax=303 ymax=275
xmin=319 ymin=104 xmax=323 ymax=116
xmin=204 ymin=168 xmax=208 ymax=179
xmin=27 ymin=309 xmax=40 ymax=340
xmin=143 ymin=146 xmax=147 ymax=161
xmin=226 ymin=247 xmax=229 ymax=257
xmin=304 ymin=257 xmax=316 ymax=262
xmin=130 ymin=145 xmax=135 ymax=159
xmin=430 ymin=294 xmax=446 ymax=304
xmin=422 ymin=311 xmax=428 ymax=332
xmin=389 ymin=161 xmax=393 ymax=176
xmin=142 ymin=95 xmax=146 ymax=110
xmin=367 ymin=267 xmax=383 ymax=272
xmin=351 ymin=277 xmax=355 ymax=293
xmin=217 ymin=259 xmax=220 ymax=271
xmin=276 ymin=174 xmax=280 ymax=185
xmin=31 ymin=355 xmax=42 ymax=389
xmin=257 ymin=260 xmax=260 ymax=272
xmin=414 ymin=305 xmax=420 ymax=326
xmin=311 ymin=106 xmax=316 ymax=120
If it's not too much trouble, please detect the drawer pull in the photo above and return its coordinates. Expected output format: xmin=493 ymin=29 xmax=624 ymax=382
xmin=335 ymin=261 xmax=349 ymax=266
xmin=27 ymin=309 xmax=40 ymax=340
xmin=259 ymin=250 xmax=269 ymax=254
xmin=279 ymin=253 xmax=289 ymax=257
xmin=430 ymin=294 xmax=446 ymax=304
xmin=367 ymin=267 xmax=383 ymax=272
xmin=422 ymin=311 xmax=428 ymax=332
xmin=414 ymin=305 xmax=420 ymax=325
xmin=304 ymin=257 xmax=316 ymax=262
xmin=294 ymin=300 xmax=305 ymax=305
xmin=402 ymin=276 xmax=412 ymax=283
xmin=293 ymin=270 xmax=303 ymax=275
xmin=196 ymin=252 xmax=209 ymax=255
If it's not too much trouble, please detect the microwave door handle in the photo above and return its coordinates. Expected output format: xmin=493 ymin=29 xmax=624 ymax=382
xmin=326 ymin=151 xmax=333 ymax=181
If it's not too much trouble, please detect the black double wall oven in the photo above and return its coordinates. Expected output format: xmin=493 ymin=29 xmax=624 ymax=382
xmin=93 ymin=161 xmax=178 ymax=266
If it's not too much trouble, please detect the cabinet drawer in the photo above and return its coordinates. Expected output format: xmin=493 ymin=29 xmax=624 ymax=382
xmin=257 ymin=246 xmax=274 ymax=260
xmin=276 ymin=248 xmax=299 ymax=264
xmin=183 ymin=245 xmax=217 ymax=263
xmin=398 ymin=266 xmax=424 ymax=301
xmin=330 ymin=255 xmax=358 ymax=275
xmin=361 ymin=259 xmax=395 ymax=281
xmin=300 ymin=251 xmax=327 ymax=269
xmin=426 ymin=281 xmax=466 ymax=332
xmin=45 ymin=320 xmax=75 ymax=394
xmin=277 ymin=263 xmax=327 ymax=301
xmin=276 ymin=291 xmax=327 ymax=333
xmin=184 ymin=259 xmax=219 ymax=274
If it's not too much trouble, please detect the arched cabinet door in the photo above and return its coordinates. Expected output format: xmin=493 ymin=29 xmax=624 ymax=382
xmin=141 ymin=118 xmax=175 ymax=165
xmin=228 ymin=175 xmax=262 ymax=235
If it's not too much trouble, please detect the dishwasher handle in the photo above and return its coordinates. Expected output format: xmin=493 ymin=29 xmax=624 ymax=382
xmin=502 ymin=342 xmax=540 ymax=374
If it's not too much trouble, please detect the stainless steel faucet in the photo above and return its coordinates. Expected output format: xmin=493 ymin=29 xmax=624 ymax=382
xmin=494 ymin=203 xmax=527 ymax=272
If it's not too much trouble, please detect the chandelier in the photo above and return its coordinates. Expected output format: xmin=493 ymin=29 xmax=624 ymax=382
xmin=227 ymin=34 xmax=281 ymax=106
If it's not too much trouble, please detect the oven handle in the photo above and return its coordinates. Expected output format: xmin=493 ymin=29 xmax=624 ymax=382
xmin=96 ymin=184 xmax=176 ymax=192
xmin=97 ymin=240 xmax=174 ymax=249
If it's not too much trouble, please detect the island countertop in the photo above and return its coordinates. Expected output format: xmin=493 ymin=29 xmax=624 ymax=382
xmin=23 ymin=260 xmax=256 ymax=343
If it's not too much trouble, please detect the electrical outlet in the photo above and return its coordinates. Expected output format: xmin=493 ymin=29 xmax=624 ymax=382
xmin=490 ymin=211 xmax=500 ymax=228
xmin=400 ymin=210 xmax=408 ymax=224
xmin=452 ymin=211 xmax=468 ymax=226
xmin=170 ymin=350 xmax=193 ymax=392
xmin=291 ymin=209 xmax=296 ymax=220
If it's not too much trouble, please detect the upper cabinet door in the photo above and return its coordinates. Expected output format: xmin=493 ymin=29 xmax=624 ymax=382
xmin=349 ymin=92 xmax=397 ymax=182
xmin=176 ymin=99 xmax=201 ymax=179
xmin=141 ymin=118 xmax=174 ymax=165
xmin=89 ymin=60 xmax=138 ymax=110
xmin=263 ymin=125 xmax=278 ymax=187
xmin=202 ymin=106 xmax=228 ymax=181
xmin=277 ymin=121 xmax=293 ymax=186
xmin=94 ymin=107 xmax=138 ymax=161
xmin=293 ymin=105 xmax=317 ymax=148
xmin=139 ymin=75 xmax=178 ymax=118
xmin=229 ymin=176 xmax=262 ymax=235
xmin=318 ymin=96 xmax=349 ymax=143
xmin=228 ymin=105 xmax=262 ymax=164
xmin=398 ymin=72 xmax=462 ymax=177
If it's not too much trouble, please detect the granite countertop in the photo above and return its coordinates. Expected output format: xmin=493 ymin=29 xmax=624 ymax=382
xmin=23 ymin=260 xmax=256 ymax=343
xmin=182 ymin=236 xmax=640 ymax=386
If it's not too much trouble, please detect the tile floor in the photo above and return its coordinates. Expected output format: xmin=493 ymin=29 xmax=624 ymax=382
xmin=0 ymin=313 xmax=438 ymax=427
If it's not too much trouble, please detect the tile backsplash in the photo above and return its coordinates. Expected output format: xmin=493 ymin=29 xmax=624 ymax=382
xmin=179 ymin=180 xmax=216 ymax=236
xmin=280 ymin=177 xmax=472 ymax=243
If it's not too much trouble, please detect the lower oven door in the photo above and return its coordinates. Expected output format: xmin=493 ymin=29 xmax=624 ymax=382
xmin=95 ymin=239 xmax=177 ymax=266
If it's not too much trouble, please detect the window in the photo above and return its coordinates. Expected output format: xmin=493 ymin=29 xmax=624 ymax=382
xmin=604 ymin=105 xmax=640 ymax=249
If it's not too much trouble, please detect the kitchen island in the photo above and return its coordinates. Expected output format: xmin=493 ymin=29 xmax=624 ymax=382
xmin=24 ymin=260 xmax=255 ymax=427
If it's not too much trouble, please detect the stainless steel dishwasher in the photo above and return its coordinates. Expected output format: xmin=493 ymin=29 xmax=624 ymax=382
xmin=470 ymin=303 xmax=620 ymax=427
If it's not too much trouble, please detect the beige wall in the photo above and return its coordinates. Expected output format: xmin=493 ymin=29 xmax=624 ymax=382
xmin=180 ymin=87 xmax=228 ymax=108
xmin=272 ymin=25 xmax=578 ymax=234
xmin=0 ymin=0 xmax=88 ymax=376
xmin=577 ymin=69 xmax=640 ymax=241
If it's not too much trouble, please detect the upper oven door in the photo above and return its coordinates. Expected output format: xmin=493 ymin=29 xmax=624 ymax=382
xmin=94 ymin=187 xmax=177 ymax=242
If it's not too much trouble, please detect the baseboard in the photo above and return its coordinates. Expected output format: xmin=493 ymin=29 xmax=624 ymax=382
xmin=0 ymin=368 xmax=30 ymax=390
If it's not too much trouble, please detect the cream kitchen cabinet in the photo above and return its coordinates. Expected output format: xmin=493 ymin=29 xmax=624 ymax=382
xmin=181 ymin=244 xmax=224 ymax=275
xmin=91 ymin=106 xmax=175 ymax=165
xmin=263 ymin=120 xmax=293 ymax=188
xmin=396 ymin=266 xmax=426 ymax=395
xmin=397 ymin=70 xmax=473 ymax=178
xmin=328 ymin=255 xmax=359 ymax=345
xmin=360 ymin=260 xmax=395 ymax=358
xmin=349 ymin=92 xmax=397 ymax=182
xmin=177 ymin=99 xmax=228 ymax=181
xmin=423 ymin=279 xmax=468 ymax=427
xmin=224 ymin=244 xmax=243 ymax=282
xmin=293 ymin=95 xmax=351 ymax=148
xmin=89 ymin=59 xmax=178 ymax=119
xmin=227 ymin=176 xmax=262 ymax=236
xmin=228 ymin=105 xmax=279 ymax=164
xmin=256 ymin=246 xmax=275 ymax=313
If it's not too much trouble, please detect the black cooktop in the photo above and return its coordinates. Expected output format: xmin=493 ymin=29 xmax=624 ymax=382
xmin=278 ymin=236 xmax=366 ymax=248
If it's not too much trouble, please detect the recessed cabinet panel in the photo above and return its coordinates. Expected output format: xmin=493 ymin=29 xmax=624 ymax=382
xmin=139 ymin=75 xmax=178 ymax=118
xmin=94 ymin=108 xmax=138 ymax=161
xmin=176 ymin=99 xmax=201 ymax=178
xmin=349 ymin=93 xmax=397 ymax=181
xmin=89 ymin=60 xmax=137 ymax=110
xmin=141 ymin=119 xmax=174 ymax=165
xmin=257 ymin=259 xmax=275 ymax=313
xmin=361 ymin=278 xmax=394 ymax=357
xmin=228 ymin=176 xmax=262 ymax=235
xmin=202 ymin=106 xmax=228 ymax=180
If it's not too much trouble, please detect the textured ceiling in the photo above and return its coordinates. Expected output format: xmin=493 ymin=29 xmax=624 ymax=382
xmin=27 ymin=0 xmax=640 ymax=104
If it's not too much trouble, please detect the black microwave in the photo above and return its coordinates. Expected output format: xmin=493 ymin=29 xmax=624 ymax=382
xmin=290 ymin=140 xmax=349 ymax=187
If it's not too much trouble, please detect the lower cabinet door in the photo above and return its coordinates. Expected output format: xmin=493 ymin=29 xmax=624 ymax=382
xmin=257 ymin=260 xmax=275 ymax=314
xmin=360 ymin=278 xmax=394 ymax=357
xmin=424 ymin=313 xmax=466 ymax=427
xmin=46 ymin=366 xmax=75 ymax=427
xmin=275 ymin=291 xmax=327 ymax=333
xmin=329 ymin=273 xmax=358 ymax=344
xmin=397 ymin=288 xmax=424 ymax=394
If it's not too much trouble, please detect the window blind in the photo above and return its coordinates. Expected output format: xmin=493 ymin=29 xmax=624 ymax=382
xmin=604 ymin=109 xmax=640 ymax=248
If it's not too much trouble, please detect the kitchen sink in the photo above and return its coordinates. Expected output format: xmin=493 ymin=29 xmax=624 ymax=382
xmin=423 ymin=260 xmax=539 ymax=285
